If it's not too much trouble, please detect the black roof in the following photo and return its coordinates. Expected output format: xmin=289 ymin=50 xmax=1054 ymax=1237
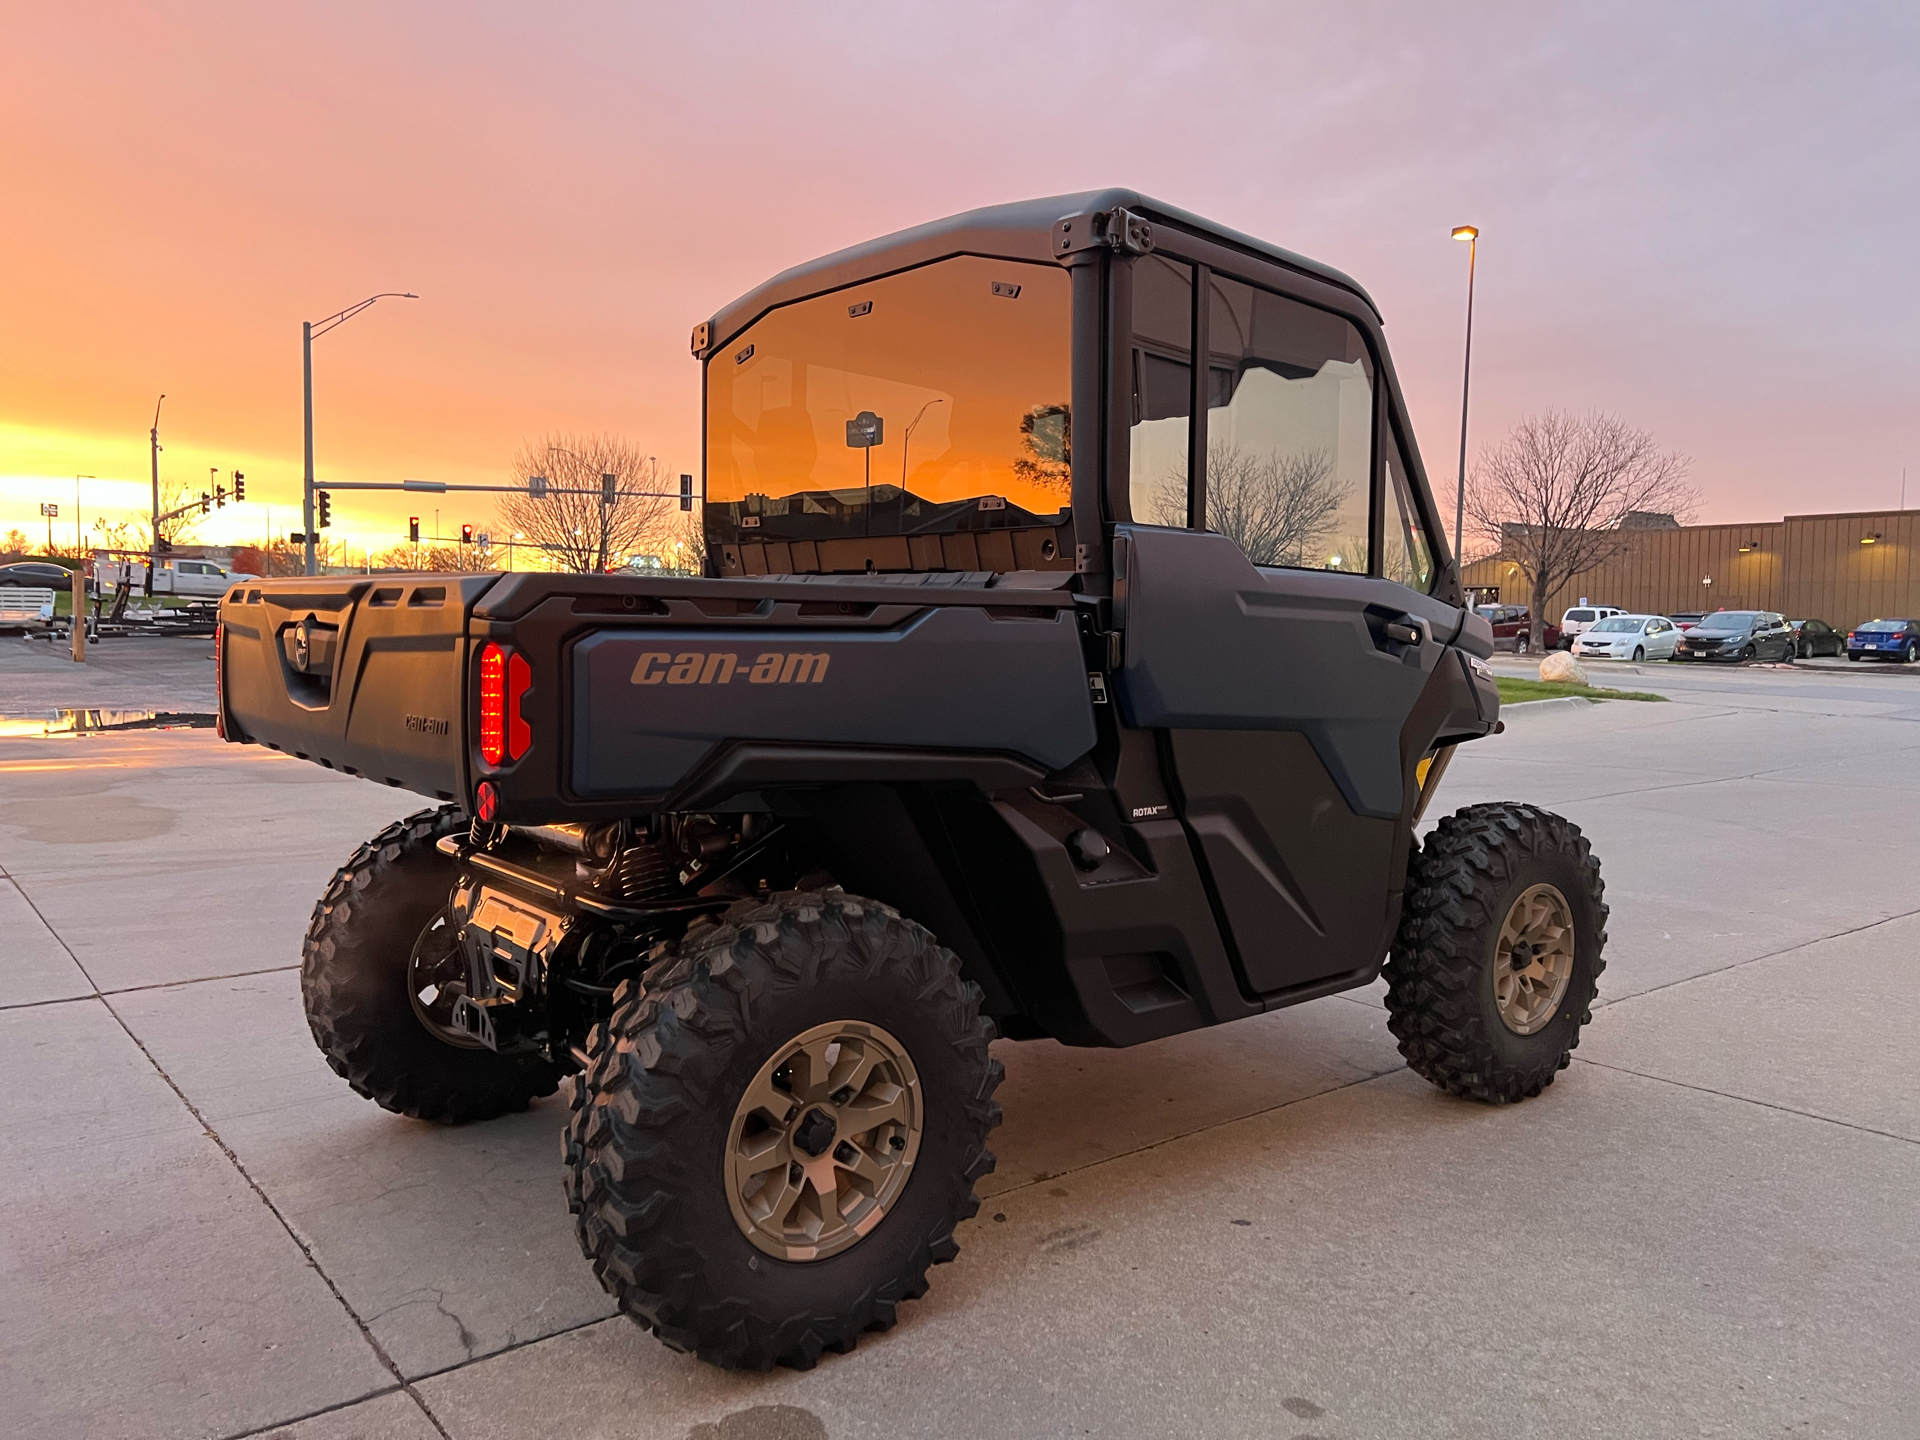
xmin=704 ymin=189 xmax=1379 ymax=352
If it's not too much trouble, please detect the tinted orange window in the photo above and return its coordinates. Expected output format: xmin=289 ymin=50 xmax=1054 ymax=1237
xmin=705 ymin=256 xmax=1072 ymax=572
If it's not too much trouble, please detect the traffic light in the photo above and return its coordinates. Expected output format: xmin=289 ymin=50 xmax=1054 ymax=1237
xmin=528 ymin=474 xmax=548 ymax=499
xmin=232 ymin=472 xmax=245 ymax=501
xmin=200 ymin=491 xmax=211 ymax=514
xmin=215 ymin=484 xmax=226 ymax=508
xmin=317 ymin=491 xmax=332 ymax=528
xmin=408 ymin=516 xmax=420 ymax=543
xmin=680 ymin=474 xmax=693 ymax=512
xmin=601 ymin=472 xmax=616 ymax=505
xmin=461 ymin=524 xmax=474 ymax=544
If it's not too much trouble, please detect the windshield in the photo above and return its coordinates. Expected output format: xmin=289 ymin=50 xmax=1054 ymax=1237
xmin=705 ymin=255 xmax=1073 ymax=576
xmin=1591 ymin=617 xmax=1640 ymax=633
xmin=1857 ymin=620 xmax=1908 ymax=632
xmin=1699 ymin=612 xmax=1759 ymax=631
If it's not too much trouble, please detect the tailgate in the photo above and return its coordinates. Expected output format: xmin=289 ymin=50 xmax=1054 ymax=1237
xmin=218 ymin=574 xmax=501 ymax=800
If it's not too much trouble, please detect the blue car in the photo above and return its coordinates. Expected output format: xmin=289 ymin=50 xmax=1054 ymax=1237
xmin=1846 ymin=618 xmax=1920 ymax=663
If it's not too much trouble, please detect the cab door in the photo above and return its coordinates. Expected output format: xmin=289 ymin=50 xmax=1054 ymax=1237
xmin=1111 ymin=251 xmax=1459 ymax=996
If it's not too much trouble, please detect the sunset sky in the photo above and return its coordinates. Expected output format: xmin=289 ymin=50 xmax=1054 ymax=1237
xmin=3 ymin=3 xmax=1914 ymax=558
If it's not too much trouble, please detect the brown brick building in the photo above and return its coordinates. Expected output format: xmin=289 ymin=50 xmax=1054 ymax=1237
xmin=1460 ymin=507 xmax=1919 ymax=629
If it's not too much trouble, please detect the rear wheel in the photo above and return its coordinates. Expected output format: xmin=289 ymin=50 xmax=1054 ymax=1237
xmin=1906 ymin=641 xmax=1918 ymax=664
xmin=565 ymin=890 xmax=1003 ymax=1369
xmin=303 ymin=805 xmax=562 ymax=1122
xmin=1515 ymin=634 xmax=1530 ymax=655
xmin=1385 ymin=803 xmax=1607 ymax=1103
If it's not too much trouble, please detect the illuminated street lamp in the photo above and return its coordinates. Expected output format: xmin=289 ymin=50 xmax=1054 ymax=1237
xmin=1450 ymin=226 xmax=1480 ymax=571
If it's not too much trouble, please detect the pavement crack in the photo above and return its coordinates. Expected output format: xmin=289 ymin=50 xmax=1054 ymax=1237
xmin=1571 ymin=1056 xmax=1917 ymax=1145
xmin=1599 ymin=906 xmax=1920 ymax=1009
xmin=987 ymin=1065 xmax=1406 ymax=1203
xmin=0 ymin=961 xmax=304 ymax=1013
xmin=91 ymin=991 xmax=456 ymax=1440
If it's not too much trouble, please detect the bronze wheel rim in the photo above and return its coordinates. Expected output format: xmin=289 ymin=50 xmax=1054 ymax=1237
xmin=724 ymin=1020 xmax=923 ymax=1262
xmin=1493 ymin=883 xmax=1576 ymax=1036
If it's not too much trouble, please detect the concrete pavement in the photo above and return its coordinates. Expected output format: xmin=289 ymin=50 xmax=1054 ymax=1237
xmin=2 ymin=655 xmax=1915 ymax=1438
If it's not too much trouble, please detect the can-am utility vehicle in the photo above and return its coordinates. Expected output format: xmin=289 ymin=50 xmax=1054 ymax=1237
xmin=217 ymin=191 xmax=1607 ymax=1371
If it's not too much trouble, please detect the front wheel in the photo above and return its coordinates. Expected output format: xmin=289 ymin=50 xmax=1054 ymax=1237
xmin=1740 ymin=644 xmax=1757 ymax=662
xmin=1632 ymin=645 xmax=1644 ymax=661
xmin=1515 ymin=634 xmax=1531 ymax=655
xmin=303 ymin=805 xmax=562 ymax=1122
xmin=1385 ymin=803 xmax=1607 ymax=1103
xmin=565 ymin=890 xmax=1003 ymax=1370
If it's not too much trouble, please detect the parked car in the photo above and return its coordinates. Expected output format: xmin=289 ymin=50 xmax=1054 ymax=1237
xmin=1674 ymin=610 xmax=1797 ymax=662
xmin=92 ymin=557 xmax=257 ymax=598
xmin=1474 ymin=603 xmax=1562 ymax=654
xmin=1788 ymin=619 xmax=1844 ymax=658
xmin=1846 ymin=618 xmax=1920 ymax=663
xmin=1571 ymin=614 xmax=1679 ymax=662
xmin=0 ymin=561 xmax=75 ymax=588
xmin=1669 ymin=612 xmax=1707 ymax=631
xmin=1557 ymin=605 xmax=1623 ymax=647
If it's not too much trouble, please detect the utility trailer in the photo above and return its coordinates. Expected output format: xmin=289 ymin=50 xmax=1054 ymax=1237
xmin=218 ymin=191 xmax=1607 ymax=1370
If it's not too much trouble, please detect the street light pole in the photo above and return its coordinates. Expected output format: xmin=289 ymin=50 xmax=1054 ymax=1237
xmin=150 ymin=394 xmax=165 ymax=566
xmin=302 ymin=320 xmax=314 ymax=574
xmin=303 ymin=292 xmax=417 ymax=575
xmin=75 ymin=475 xmax=93 ymax=555
xmin=1451 ymin=226 xmax=1479 ymax=568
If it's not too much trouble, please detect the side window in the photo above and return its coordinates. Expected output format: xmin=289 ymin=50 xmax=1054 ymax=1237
xmin=1203 ymin=274 xmax=1372 ymax=572
xmin=1127 ymin=256 xmax=1194 ymax=527
xmin=1384 ymin=441 xmax=1437 ymax=594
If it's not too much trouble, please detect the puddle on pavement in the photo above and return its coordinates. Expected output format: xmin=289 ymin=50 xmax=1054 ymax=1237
xmin=0 ymin=709 xmax=217 ymax=737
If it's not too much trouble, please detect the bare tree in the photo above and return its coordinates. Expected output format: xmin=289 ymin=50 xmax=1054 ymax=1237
xmin=1466 ymin=410 xmax=1695 ymax=649
xmin=494 ymin=434 xmax=678 ymax=574
xmin=1156 ymin=444 xmax=1349 ymax=567
xmin=659 ymin=507 xmax=707 ymax=576
xmin=365 ymin=541 xmax=500 ymax=573
xmin=1010 ymin=403 xmax=1071 ymax=497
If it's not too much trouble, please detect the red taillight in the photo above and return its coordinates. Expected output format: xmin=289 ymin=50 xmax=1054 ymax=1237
xmin=213 ymin=623 xmax=225 ymax=740
xmin=478 ymin=643 xmax=507 ymax=763
xmin=506 ymin=652 xmax=532 ymax=760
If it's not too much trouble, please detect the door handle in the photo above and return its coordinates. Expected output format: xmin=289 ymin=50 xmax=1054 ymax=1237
xmin=1383 ymin=620 xmax=1423 ymax=647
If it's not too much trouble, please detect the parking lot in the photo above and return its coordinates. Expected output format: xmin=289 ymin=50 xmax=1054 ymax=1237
xmin=3 ymin=643 xmax=1916 ymax=1439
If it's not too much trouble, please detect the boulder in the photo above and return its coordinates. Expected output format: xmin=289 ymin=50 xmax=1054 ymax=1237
xmin=1538 ymin=650 xmax=1589 ymax=685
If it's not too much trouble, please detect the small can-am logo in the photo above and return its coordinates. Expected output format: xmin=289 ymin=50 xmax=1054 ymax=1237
xmin=631 ymin=651 xmax=830 ymax=686
xmin=405 ymin=714 xmax=450 ymax=735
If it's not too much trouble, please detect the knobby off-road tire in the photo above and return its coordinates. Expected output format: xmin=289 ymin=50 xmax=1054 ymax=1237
xmin=564 ymin=890 xmax=1003 ymax=1370
xmin=303 ymin=804 xmax=561 ymax=1122
xmin=1385 ymin=802 xmax=1608 ymax=1103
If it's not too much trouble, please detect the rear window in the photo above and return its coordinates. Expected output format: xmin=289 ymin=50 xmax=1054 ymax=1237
xmin=1856 ymin=620 xmax=1909 ymax=632
xmin=1564 ymin=609 xmax=1595 ymax=623
xmin=705 ymin=255 xmax=1073 ymax=576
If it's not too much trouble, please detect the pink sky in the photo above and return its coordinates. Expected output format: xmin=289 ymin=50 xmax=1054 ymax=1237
xmin=3 ymin=2 xmax=1914 ymax=555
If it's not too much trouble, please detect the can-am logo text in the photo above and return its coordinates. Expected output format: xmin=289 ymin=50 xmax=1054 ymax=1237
xmin=630 ymin=651 xmax=830 ymax=686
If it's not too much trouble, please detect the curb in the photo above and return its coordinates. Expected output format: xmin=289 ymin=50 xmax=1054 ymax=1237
xmin=1500 ymin=696 xmax=1595 ymax=716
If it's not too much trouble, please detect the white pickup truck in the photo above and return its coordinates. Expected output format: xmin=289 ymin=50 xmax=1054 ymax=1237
xmin=92 ymin=556 xmax=258 ymax=598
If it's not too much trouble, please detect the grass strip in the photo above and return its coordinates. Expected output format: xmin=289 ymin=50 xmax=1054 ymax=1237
xmin=1497 ymin=677 xmax=1667 ymax=704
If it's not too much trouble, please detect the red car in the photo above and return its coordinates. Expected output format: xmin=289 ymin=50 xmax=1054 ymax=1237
xmin=1475 ymin=604 xmax=1562 ymax=654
